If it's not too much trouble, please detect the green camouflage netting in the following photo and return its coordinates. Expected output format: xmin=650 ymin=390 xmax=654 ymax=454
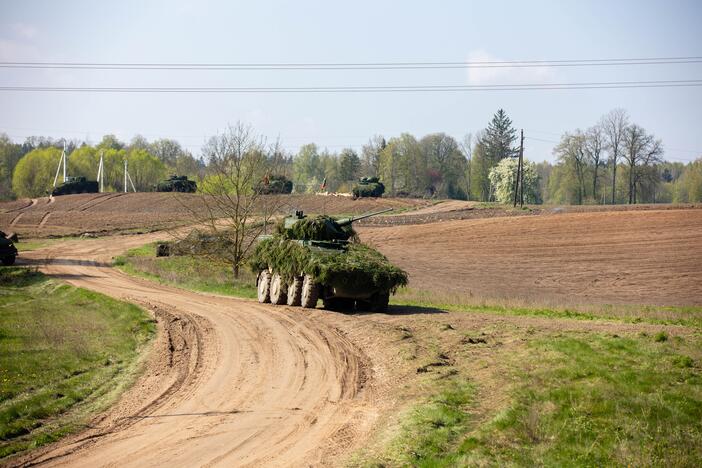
xmin=277 ymin=215 xmax=356 ymax=241
xmin=248 ymin=237 xmax=408 ymax=293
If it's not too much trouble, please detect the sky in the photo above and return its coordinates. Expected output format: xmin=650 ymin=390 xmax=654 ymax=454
xmin=0 ymin=0 xmax=701 ymax=163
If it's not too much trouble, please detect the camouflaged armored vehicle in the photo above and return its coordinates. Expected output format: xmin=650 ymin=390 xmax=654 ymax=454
xmin=156 ymin=175 xmax=197 ymax=193
xmin=352 ymin=177 xmax=385 ymax=198
xmin=249 ymin=208 xmax=407 ymax=312
xmin=256 ymin=175 xmax=293 ymax=194
xmin=0 ymin=231 xmax=17 ymax=266
xmin=51 ymin=176 xmax=99 ymax=196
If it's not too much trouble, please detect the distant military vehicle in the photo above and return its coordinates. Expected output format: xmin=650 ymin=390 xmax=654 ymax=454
xmin=51 ymin=176 xmax=99 ymax=196
xmin=156 ymin=175 xmax=197 ymax=193
xmin=352 ymin=177 xmax=385 ymax=198
xmin=256 ymin=175 xmax=293 ymax=194
xmin=250 ymin=208 xmax=407 ymax=312
xmin=0 ymin=231 xmax=18 ymax=266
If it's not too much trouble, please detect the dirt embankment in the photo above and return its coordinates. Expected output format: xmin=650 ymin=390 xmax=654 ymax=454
xmin=359 ymin=208 xmax=702 ymax=307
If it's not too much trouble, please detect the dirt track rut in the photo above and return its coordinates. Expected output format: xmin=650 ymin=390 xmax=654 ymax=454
xmin=15 ymin=236 xmax=376 ymax=467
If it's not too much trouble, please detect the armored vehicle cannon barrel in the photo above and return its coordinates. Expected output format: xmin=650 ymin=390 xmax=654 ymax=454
xmin=335 ymin=207 xmax=394 ymax=227
xmin=250 ymin=207 xmax=407 ymax=312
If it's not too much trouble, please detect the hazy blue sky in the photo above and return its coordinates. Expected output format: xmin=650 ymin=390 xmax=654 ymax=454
xmin=1 ymin=0 xmax=700 ymax=162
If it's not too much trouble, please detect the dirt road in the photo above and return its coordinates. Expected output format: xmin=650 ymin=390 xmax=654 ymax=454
xmin=14 ymin=235 xmax=380 ymax=467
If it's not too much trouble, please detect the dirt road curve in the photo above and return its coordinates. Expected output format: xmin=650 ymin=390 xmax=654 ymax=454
xmin=14 ymin=235 xmax=378 ymax=467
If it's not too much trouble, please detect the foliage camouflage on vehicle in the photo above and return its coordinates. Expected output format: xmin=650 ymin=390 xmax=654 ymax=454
xmin=249 ymin=211 xmax=407 ymax=301
xmin=51 ymin=176 xmax=99 ymax=196
xmin=256 ymin=175 xmax=293 ymax=194
xmin=276 ymin=215 xmax=355 ymax=241
xmin=249 ymin=236 xmax=407 ymax=293
xmin=352 ymin=177 xmax=385 ymax=198
xmin=155 ymin=175 xmax=197 ymax=193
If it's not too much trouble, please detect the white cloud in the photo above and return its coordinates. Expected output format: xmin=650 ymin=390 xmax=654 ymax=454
xmin=0 ymin=38 xmax=39 ymax=61
xmin=466 ymin=49 xmax=557 ymax=85
xmin=245 ymin=109 xmax=271 ymax=127
xmin=11 ymin=22 xmax=37 ymax=39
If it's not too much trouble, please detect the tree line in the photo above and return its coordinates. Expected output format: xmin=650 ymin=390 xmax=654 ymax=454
xmin=1 ymin=134 xmax=202 ymax=198
xmin=1 ymin=109 xmax=701 ymax=203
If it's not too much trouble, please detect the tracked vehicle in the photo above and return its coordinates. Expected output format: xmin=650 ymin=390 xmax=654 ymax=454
xmin=51 ymin=176 xmax=99 ymax=196
xmin=250 ymin=208 xmax=406 ymax=312
xmin=352 ymin=177 xmax=385 ymax=198
xmin=156 ymin=175 xmax=197 ymax=193
xmin=0 ymin=231 xmax=17 ymax=266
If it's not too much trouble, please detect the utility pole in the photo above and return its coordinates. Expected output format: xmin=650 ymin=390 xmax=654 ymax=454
xmin=96 ymin=151 xmax=104 ymax=193
xmin=52 ymin=140 xmax=68 ymax=189
xmin=62 ymin=141 xmax=67 ymax=182
xmin=124 ymin=159 xmax=137 ymax=193
xmin=519 ymin=129 xmax=524 ymax=207
xmin=513 ymin=130 xmax=524 ymax=208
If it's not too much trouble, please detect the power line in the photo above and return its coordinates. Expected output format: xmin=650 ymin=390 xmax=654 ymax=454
xmin=2 ymin=56 xmax=702 ymax=70
xmin=2 ymin=79 xmax=702 ymax=93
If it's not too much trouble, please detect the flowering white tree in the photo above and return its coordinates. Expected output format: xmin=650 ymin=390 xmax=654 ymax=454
xmin=488 ymin=157 xmax=539 ymax=204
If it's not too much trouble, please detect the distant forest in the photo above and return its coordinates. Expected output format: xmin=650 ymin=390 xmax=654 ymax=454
xmin=1 ymin=108 xmax=701 ymax=203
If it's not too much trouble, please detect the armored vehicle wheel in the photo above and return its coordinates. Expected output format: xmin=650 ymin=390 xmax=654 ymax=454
xmin=300 ymin=275 xmax=319 ymax=309
xmin=371 ymin=291 xmax=390 ymax=313
xmin=287 ymin=276 xmax=303 ymax=306
xmin=257 ymin=270 xmax=271 ymax=303
xmin=269 ymin=273 xmax=287 ymax=305
xmin=1 ymin=255 xmax=15 ymax=266
xmin=323 ymin=298 xmax=355 ymax=312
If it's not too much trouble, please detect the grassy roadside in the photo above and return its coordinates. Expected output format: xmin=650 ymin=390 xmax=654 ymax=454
xmin=113 ymin=243 xmax=257 ymax=299
xmin=355 ymin=332 xmax=702 ymax=467
xmin=0 ymin=268 xmax=155 ymax=459
xmin=392 ymin=288 xmax=702 ymax=329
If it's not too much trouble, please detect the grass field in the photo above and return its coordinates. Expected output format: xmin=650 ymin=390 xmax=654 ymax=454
xmin=0 ymin=268 xmax=155 ymax=459
xmin=354 ymin=332 xmax=702 ymax=467
xmin=113 ymin=243 xmax=257 ymax=299
xmin=392 ymin=288 xmax=702 ymax=329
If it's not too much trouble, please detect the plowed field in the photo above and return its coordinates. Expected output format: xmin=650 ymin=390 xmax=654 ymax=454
xmin=359 ymin=208 xmax=702 ymax=306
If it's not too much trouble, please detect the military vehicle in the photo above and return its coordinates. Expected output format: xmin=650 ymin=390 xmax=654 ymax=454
xmin=249 ymin=208 xmax=407 ymax=312
xmin=256 ymin=175 xmax=293 ymax=194
xmin=51 ymin=176 xmax=99 ymax=196
xmin=0 ymin=231 xmax=18 ymax=266
xmin=352 ymin=177 xmax=385 ymax=198
xmin=156 ymin=175 xmax=197 ymax=193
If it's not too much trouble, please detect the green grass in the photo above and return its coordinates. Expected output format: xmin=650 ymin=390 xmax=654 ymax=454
xmin=0 ymin=267 xmax=155 ymax=459
xmin=13 ymin=239 xmax=60 ymax=252
xmin=113 ymin=243 xmax=256 ymax=299
xmin=361 ymin=333 xmax=702 ymax=467
xmin=391 ymin=287 xmax=702 ymax=329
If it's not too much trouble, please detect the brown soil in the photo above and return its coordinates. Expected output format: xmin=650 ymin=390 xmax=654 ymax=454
xmin=359 ymin=208 xmax=702 ymax=307
xmin=0 ymin=193 xmax=430 ymax=238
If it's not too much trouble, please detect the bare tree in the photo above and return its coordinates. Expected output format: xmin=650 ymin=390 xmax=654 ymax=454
xmin=460 ymin=133 xmax=473 ymax=197
xmin=601 ymin=109 xmax=629 ymax=204
xmin=585 ymin=124 xmax=605 ymax=202
xmin=623 ymin=124 xmax=663 ymax=204
xmin=186 ymin=122 xmax=282 ymax=277
xmin=554 ymin=130 xmax=588 ymax=205
xmin=360 ymin=135 xmax=386 ymax=177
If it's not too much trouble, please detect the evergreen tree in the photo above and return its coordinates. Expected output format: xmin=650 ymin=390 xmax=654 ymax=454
xmin=483 ymin=109 xmax=517 ymax=163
